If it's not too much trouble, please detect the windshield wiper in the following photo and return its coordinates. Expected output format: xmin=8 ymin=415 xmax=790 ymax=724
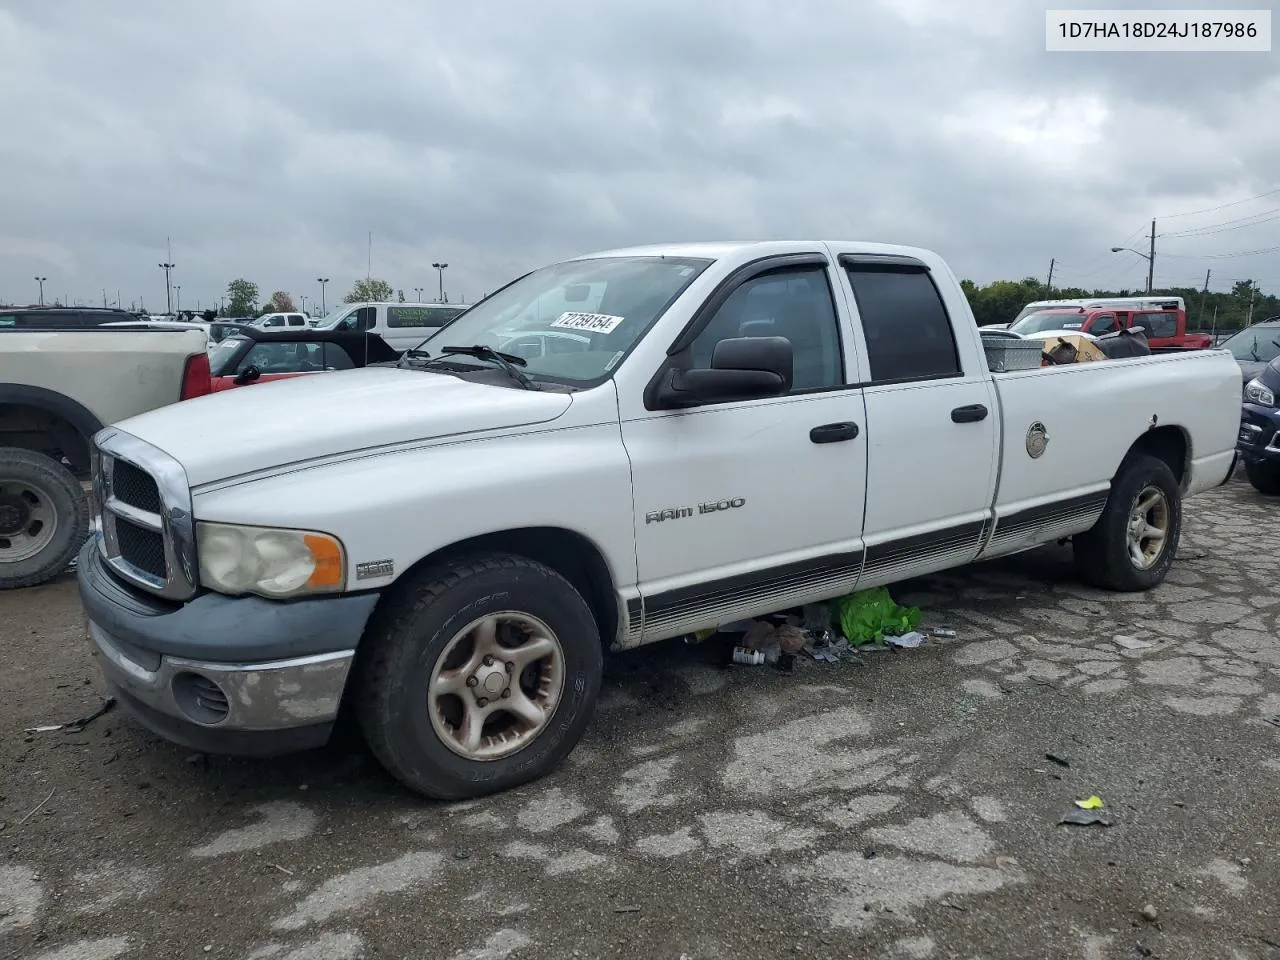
xmin=404 ymin=344 xmax=539 ymax=390
xmin=442 ymin=345 xmax=539 ymax=390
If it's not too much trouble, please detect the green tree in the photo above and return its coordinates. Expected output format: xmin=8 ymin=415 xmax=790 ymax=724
xmin=343 ymin=278 xmax=395 ymax=303
xmin=266 ymin=290 xmax=296 ymax=313
xmin=225 ymin=278 xmax=258 ymax=317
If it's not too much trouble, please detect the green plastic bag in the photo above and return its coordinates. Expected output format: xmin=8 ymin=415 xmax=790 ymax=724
xmin=835 ymin=587 xmax=922 ymax=646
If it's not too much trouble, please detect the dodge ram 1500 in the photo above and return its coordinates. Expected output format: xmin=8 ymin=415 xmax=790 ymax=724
xmin=76 ymin=241 xmax=1241 ymax=799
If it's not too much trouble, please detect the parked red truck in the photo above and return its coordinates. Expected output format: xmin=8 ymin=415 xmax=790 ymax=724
xmin=1008 ymin=297 xmax=1211 ymax=352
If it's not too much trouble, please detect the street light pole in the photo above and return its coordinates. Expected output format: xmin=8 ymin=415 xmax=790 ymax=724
xmin=158 ymin=261 xmax=175 ymax=313
xmin=432 ymin=262 xmax=448 ymax=302
xmin=34 ymin=276 xmax=47 ymax=306
xmin=1110 ymin=221 xmax=1156 ymax=295
xmin=175 ymin=285 xmax=182 ymax=312
xmin=317 ymin=278 xmax=330 ymax=315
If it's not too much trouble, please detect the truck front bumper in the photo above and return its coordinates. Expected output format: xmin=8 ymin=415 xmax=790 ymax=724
xmin=76 ymin=539 xmax=380 ymax=756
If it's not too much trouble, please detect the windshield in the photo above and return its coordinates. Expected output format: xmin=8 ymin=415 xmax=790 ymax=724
xmin=408 ymin=256 xmax=711 ymax=383
xmin=1010 ymin=310 xmax=1085 ymax=335
xmin=1220 ymin=326 xmax=1280 ymax=364
xmin=312 ymin=306 xmax=356 ymax=330
xmin=209 ymin=335 xmax=250 ymax=376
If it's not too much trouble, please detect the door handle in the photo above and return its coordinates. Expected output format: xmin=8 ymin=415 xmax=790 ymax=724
xmin=810 ymin=422 xmax=860 ymax=444
xmin=951 ymin=404 xmax=989 ymax=423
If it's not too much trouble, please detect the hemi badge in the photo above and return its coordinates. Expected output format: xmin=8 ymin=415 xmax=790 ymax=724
xmin=356 ymin=559 xmax=395 ymax=580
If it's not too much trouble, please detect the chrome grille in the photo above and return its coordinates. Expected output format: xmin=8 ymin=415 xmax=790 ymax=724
xmin=93 ymin=428 xmax=198 ymax=601
xmin=111 ymin=459 xmax=162 ymax=514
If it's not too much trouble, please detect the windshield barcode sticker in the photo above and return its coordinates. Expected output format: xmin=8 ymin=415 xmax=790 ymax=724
xmin=550 ymin=311 xmax=625 ymax=334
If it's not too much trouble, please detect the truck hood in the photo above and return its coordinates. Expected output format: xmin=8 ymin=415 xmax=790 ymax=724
xmin=113 ymin=366 xmax=574 ymax=486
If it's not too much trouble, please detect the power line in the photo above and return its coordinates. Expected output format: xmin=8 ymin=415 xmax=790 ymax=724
xmin=1160 ymin=243 xmax=1280 ymax=260
xmin=1161 ymin=208 xmax=1280 ymax=238
xmin=1157 ymin=186 xmax=1280 ymax=220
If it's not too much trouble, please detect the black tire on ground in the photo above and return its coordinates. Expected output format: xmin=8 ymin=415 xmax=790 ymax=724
xmin=1244 ymin=460 xmax=1280 ymax=496
xmin=1072 ymin=453 xmax=1182 ymax=592
xmin=355 ymin=553 xmax=603 ymax=800
xmin=0 ymin=446 xmax=89 ymax=590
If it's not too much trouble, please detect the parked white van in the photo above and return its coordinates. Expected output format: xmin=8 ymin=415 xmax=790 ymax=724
xmin=310 ymin=302 xmax=471 ymax=353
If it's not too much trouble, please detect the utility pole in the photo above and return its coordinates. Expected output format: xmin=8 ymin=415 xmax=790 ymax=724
xmin=175 ymin=285 xmax=182 ymax=312
xmin=1246 ymin=285 xmax=1257 ymax=327
xmin=367 ymin=232 xmax=372 ymax=280
xmin=1198 ymin=269 xmax=1211 ymax=328
xmin=1045 ymin=258 xmax=1055 ymax=295
xmin=316 ymin=278 xmax=329 ymax=314
xmin=1146 ymin=219 xmax=1156 ymax=294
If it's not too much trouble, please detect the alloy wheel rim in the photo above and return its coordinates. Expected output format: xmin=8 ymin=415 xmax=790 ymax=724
xmin=427 ymin=611 xmax=566 ymax=761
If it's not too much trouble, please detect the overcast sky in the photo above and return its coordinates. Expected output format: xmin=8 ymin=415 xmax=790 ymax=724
xmin=1 ymin=0 xmax=1277 ymax=313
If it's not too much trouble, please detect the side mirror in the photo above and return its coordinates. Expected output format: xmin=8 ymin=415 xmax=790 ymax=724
xmin=656 ymin=336 xmax=793 ymax=408
xmin=233 ymin=365 xmax=261 ymax=386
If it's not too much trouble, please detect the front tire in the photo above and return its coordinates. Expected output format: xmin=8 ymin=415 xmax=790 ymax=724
xmin=355 ymin=554 xmax=603 ymax=800
xmin=1073 ymin=454 xmax=1182 ymax=592
xmin=1245 ymin=460 xmax=1280 ymax=496
xmin=0 ymin=447 xmax=89 ymax=590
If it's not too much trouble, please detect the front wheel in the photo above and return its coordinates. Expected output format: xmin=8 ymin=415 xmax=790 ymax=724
xmin=355 ymin=554 xmax=603 ymax=799
xmin=1073 ymin=454 xmax=1182 ymax=592
xmin=1245 ymin=460 xmax=1280 ymax=496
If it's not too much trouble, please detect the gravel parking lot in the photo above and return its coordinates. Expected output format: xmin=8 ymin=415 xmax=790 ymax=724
xmin=3 ymin=472 xmax=1278 ymax=960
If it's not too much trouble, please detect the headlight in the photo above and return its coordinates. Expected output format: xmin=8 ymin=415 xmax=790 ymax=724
xmin=1245 ymin=378 xmax=1276 ymax=407
xmin=197 ymin=522 xmax=346 ymax=598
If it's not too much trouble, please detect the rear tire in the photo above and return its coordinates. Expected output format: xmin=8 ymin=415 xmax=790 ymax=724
xmin=1073 ymin=454 xmax=1181 ymax=592
xmin=1245 ymin=460 xmax=1280 ymax=496
xmin=355 ymin=553 xmax=603 ymax=800
xmin=0 ymin=447 xmax=89 ymax=590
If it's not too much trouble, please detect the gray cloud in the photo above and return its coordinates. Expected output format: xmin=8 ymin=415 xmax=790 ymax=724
xmin=0 ymin=0 xmax=1277 ymax=314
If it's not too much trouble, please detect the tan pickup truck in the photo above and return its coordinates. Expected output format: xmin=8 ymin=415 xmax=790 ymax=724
xmin=0 ymin=327 xmax=210 ymax=588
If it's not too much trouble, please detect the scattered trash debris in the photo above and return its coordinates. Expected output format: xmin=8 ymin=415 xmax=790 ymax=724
xmin=1264 ymin=716 xmax=1280 ymax=728
xmin=776 ymin=624 xmax=807 ymax=654
xmin=1140 ymin=904 xmax=1159 ymax=923
xmin=836 ymin=587 xmax=922 ymax=646
xmin=17 ymin=788 xmax=55 ymax=827
xmin=613 ymin=905 xmax=643 ymax=914
xmin=931 ymin=627 xmax=957 ymax=639
xmin=863 ymin=845 xmax=877 ymax=859
xmin=1045 ymin=753 xmax=1071 ymax=768
xmin=24 ymin=697 xmax=117 ymax=735
xmin=1113 ymin=635 xmax=1155 ymax=651
xmin=886 ymin=631 xmax=926 ymax=649
xmin=269 ymin=863 xmax=294 ymax=875
xmin=775 ymin=653 xmax=795 ymax=673
xmin=1059 ymin=808 xmax=1114 ymax=827
xmin=1075 ymin=795 xmax=1105 ymax=810
xmin=732 ymin=646 xmax=765 ymax=666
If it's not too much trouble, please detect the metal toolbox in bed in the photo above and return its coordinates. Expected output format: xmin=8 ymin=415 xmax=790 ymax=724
xmin=980 ymin=332 xmax=1045 ymax=372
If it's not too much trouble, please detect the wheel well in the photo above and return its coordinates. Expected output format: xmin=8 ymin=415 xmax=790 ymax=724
xmin=0 ymin=403 xmax=91 ymax=475
xmin=394 ymin=527 xmax=620 ymax=647
xmin=1123 ymin=425 xmax=1189 ymax=489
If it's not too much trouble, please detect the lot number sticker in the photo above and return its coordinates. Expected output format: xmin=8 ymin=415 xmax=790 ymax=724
xmin=550 ymin=311 xmax=625 ymax=334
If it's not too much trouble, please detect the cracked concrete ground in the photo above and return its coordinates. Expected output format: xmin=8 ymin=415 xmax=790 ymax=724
xmin=3 ymin=472 xmax=1279 ymax=960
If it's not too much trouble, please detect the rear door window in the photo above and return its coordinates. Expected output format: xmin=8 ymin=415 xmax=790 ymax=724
xmin=844 ymin=265 xmax=961 ymax=383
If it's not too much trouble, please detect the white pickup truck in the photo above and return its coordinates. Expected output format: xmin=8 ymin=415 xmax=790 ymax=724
xmin=310 ymin=301 xmax=471 ymax=353
xmin=77 ymin=241 xmax=1241 ymax=799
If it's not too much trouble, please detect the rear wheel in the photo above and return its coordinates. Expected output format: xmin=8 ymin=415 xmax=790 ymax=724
xmin=1244 ymin=460 xmax=1280 ymax=496
xmin=356 ymin=554 xmax=602 ymax=799
xmin=0 ymin=447 xmax=89 ymax=589
xmin=1073 ymin=454 xmax=1181 ymax=592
